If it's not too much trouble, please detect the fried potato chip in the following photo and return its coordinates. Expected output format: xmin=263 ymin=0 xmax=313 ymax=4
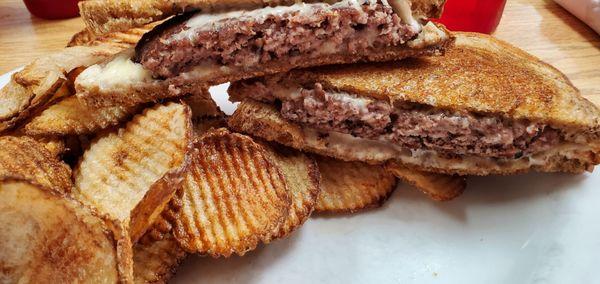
xmin=37 ymin=136 xmax=66 ymax=158
xmin=23 ymin=96 xmax=143 ymax=136
xmin=183 ymin=91 xmax=223 ymax=121
xmin=134 ymin=233 xmax=186 ymax=284
xmin=172 ymin=129 xmax=290 ymax=257
xmin=0 ymin=136 xmax=72 ymax=194
xmin=190 ymin=116 xmax=228 ymax=141
xmin=0 ymin=181 xmax=130 ymax=283
xmin=0 ymin=44 xmax=123 ymax=134
xmin=315 ymin=156 xmax=397 ymax=213
xmin=74 ymin=102 xmax=193 ymax=243
xmin=386 ymin=162 xmax=467 ymax=201
xmin=261 ymin=144 xmax=320 ymax=241
xmin=181 ymin=92 xmax=227 ymax=138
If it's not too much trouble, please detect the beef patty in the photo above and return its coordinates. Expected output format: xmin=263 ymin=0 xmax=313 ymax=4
xmin=238 ymin=81 xmax=561 ymax=159
xmin=135 ymin=0 xmax=419 ymax=78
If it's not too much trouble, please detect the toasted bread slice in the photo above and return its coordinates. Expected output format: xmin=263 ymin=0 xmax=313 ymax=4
xmin=234 ymin=32 xmax=599 ymax=130
xmin=73 ymin=102 xmax=193 ymax=244
xmin=80 ymin=0 xmax=446 ymax=35
xmin=0 ymin=181 xmax=131 ymax=283
xmin=385 ymin=162 xmax=466 ymax=201
xmin=133 ymin=233 xmax=186 ymax=284
xmin=170 ymin=129 xmax=290 ymax=257
xmin=261 ymin=143 xmax=320 ymax=241
xmin=315 ymin=156 xmax=397 ymax=213
xmin=0 ymin=136 xmax=72 ymax=194
xmin=228 ymin=32 xmax=600 ymax=175
xmin=0 ymin=45 xmax=124 ymax=134
xmin=22 ymin=96 xmax=144 ymax=136
xmin=69 ymin=23 xmax=157 ymax=48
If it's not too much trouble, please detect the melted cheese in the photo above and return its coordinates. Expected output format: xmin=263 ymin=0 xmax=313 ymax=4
xmin=302 ymin=128 xmax=596 ymax=173
xmin=77 ymin=50 xmax=151 ymax=90
xmin=385 ymin=0 xmax=421 ymax=32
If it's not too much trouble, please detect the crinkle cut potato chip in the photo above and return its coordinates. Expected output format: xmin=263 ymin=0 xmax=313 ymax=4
xmin=23 ymin=95 xmax=144 ymax=136
xmin=134 ymin=233 xmax=186 ymax=284
xmin=172 ymin=128 xmax=290 ymax=257
xmin=386 ymin=162 xmax=467 ymax=201
xmin=74 ymin=102 xmax=193 ymax=244
xmin=0 ymin=136 xmax=72 ymax=194
xmin=315 ymin=156 xmax=398 ymax=213
xmin=261 ymin=143 xmax=321 ymax=241
xmin=0 ymin=181 xmax=129 ymax=283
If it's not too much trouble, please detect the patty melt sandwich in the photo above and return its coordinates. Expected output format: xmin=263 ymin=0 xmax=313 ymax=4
xmin=75 ymin=0 xmax=453 ymax=106
xmin=228 ymin=33 xmax=600 ymax=175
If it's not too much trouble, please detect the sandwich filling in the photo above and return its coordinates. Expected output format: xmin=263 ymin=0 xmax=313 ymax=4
xmin=236 ymin=81 xmax=563 ymax=160
xmin=135 ymin=0 xmax=423 ymax=79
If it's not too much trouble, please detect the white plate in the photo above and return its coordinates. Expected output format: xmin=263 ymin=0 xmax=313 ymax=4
xmin=2 ymin=71 xmax=600 ymax=284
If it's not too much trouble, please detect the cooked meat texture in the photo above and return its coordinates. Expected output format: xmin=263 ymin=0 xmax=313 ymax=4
xmin=242 ymin=81 xmax=561 ymax=159
xmin=135 ymin=1 xmax=417 ymax=78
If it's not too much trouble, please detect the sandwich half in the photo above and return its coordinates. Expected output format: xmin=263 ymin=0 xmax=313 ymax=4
xmin=228 ymin=32 xmax=600 ymax=176
xmin=75 ymin=0 xmax=453 ymax=107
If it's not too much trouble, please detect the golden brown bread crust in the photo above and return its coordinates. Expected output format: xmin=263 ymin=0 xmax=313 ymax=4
xmin=68 ymin=23 xmax=158 ymax=48
xmin=80 ymin=0 xmax=446 ymax=34
xmin=233 ymin=32 xmax=600 ymax=137
xmin=76 ymin=30 xmax=453 ymax=107
xmin=228 ymin=100 xmax=600 ymax=176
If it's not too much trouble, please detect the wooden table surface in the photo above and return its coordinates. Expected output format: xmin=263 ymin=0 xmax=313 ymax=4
xmin=0 ymin=0 xmax=599 ymax=103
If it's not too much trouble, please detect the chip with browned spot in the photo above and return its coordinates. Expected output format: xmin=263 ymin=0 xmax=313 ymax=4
xmin=0 ymin=138 xmax=131 ymax=282
xmin=0 ymin=136 xmax=72 ymax=194
xmin=261 ymin=143 xmax=320 ymax=241
xmin=386 ymin=162 xmax=466 ymax=201
xmin=315 ymin=156 xmax=397 ymax=213
xmin=171 ymin=128 xmax=290 ymax=257
xmin=73 ymin=102 xmax=193 ymax=244
xmin=133 ymin=233 xmax=186 ymax=284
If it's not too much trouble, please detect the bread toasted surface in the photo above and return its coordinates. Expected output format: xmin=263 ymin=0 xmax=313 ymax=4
xmin=228 ymin=99 xmax=600 ymax=175
xmin=68 ymin=23 xmax=157 ymax=48
xmin=239 ymin=32 xmax=600 ymax=133
xmin=80 ymin=0 xmax=446 ymax=34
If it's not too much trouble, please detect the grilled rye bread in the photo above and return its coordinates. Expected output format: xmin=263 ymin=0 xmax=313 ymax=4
xmin=228 ymin=32 xmax=600 ymax=176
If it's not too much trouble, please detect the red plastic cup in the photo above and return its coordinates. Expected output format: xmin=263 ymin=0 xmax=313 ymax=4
xmin=433 ymin=0 xmax=507 ymax=34
xmin=23 ymin=0 xmax=80 ymax=20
